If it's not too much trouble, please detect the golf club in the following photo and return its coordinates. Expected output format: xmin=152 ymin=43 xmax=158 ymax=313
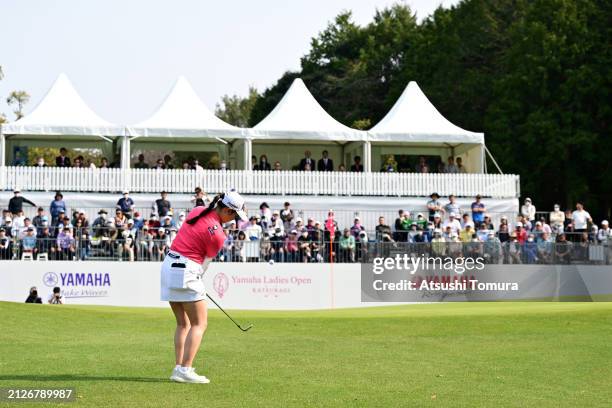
xmin=206 ymin=293 xmax=253 ymax=332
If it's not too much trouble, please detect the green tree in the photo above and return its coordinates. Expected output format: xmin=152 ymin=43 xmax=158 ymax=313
xmin=6 ymin=90 xmax=30 ymax=120
xmin=215 ymin=86 xmax=259 ymax=127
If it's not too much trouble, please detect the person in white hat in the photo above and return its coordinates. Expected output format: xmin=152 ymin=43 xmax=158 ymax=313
xmin=160 ymin=190 xmax=248 ymax=384
xmin=520 ymin=197 xmax=536 ymax=222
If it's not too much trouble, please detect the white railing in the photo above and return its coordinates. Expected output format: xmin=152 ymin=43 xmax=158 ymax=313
xmin=0 ymin=166 xmax=520 ymax=197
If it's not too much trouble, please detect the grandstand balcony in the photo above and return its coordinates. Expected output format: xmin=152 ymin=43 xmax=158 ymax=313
xmin=0 ymin=166 xmax=520 ymax=198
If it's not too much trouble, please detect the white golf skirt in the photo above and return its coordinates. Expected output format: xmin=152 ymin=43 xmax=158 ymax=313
xmin=160 ymin=250 xmax=206 ymax=302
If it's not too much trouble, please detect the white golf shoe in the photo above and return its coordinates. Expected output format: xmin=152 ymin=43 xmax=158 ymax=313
xmin=172 ymin=366 xmax=210 ymax=384
xmin=169 ymin=366 xmax=181 ymax=382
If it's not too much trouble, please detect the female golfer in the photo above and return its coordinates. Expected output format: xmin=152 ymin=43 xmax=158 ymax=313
xmin=161 ymin=190 xmax=248 ymax=384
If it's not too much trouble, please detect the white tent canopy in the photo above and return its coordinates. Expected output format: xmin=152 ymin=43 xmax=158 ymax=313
xmin=249 ymin=78 xmax=365 ymax=142
xmin=128 ymin=76 xmax=243 ymax=139
xmin=1 ymin=73 xmax=122 ymax=137
xmin=369 ymin=81 xmax=484 ymax=145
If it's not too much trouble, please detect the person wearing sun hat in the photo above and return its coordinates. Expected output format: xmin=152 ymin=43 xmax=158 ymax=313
xmin=160 ymin=190 xmax=248 ymax=384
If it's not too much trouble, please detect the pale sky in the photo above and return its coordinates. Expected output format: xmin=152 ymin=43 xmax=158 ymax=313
xmin=0 ymin=0 xmax=459 ymax=125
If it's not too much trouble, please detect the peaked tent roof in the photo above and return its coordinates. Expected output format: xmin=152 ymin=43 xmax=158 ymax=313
xmin=250 ymin=78 xmax=365 ymax=141
xmin=129 ymin=76 xmax=243 ymax=139
xmin=1 ymin=73 xmax=122 ymax=137
xmin=369 ymin=81 xmax=484 ymax=144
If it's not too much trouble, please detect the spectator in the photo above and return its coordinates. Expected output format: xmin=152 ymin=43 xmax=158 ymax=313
xmin=415 ymin=156 xmax=429 ymax=173
xmin=19 ymin=218 xmax=37 ymax=239
xmin=57 ymin=227 xmax=76 ymax=260
xmin=133 ymin=154 xmax=148 ymax=168
xmin=0 ymin=228 xmax=12 ymax=259
xmin=375 ymin=216 xmax=392 ymax=242
xmin=36 ymin=225 xmax=54 ymax=259
xmin=153 ymin=228 xmax=170 ymax=261
xmin=55 ymin=147 xmax=71 ymax=167
xmin=260 ymin=202 xmax=272 ymax=225
xmin=251 ymin=155 xmax=258 ymax=170
xmin=192 ymin=159 xmax=204 ymax=171
xmin=35 ymin=157 xmax=47 ymax=167
xmin=284 ymin=230 xmax=299 ymax=262
xmin=116 ymin=191 xmax=135 ymax=218
xmin=443 ymin=213 xmax=462 ymax=236
xmin=444 ymin=156 xmax=458 ymax=173
xmin=257 ymin=155 xmax=271 ymax=171
xmin=219 ymin=160 xmax=228 ymax=170
xmin=339 ymin=228 xmax=356 ymax=262
xmin=498 ymin=223 xmax=510 ymax=243
xmin=273 ymin=161 xmax=282 ymax=171
xmin=48 ymin=286 xmax=65 ymax=304
xmin=317 ymin=150 xmax=334 ymax=171
xmin=25 ymin=286 xmax=43 ymax=303
xmin=297 ymin=230 xmax=312 ymax=262
xmin=350 ymin=217 xmax=364 ymax=239
xmin=550 ymin=204 xmax=565 ymax=233
xmin=97 ymin=157 xmax=109 ymax=168
xmin=515 ymin=222 xmax=528 ymax=244
xmin=597 ymin=220 xmax=611 ymax=244
xmin=163 ymin=155 xmax=174 ymax=169
xmin=444 ymin=195 xmax=461 ymax=218
xmin=537 ymin=232 xmax=553 ymax=263
xmin=521 ymin=198 xmax=536 ymax=222
xmin=381 ymin=155 xmax=398 ymax=172
xmin=280 ymin=202 xmax=294 ymax=229
xmin=8 ymin=188 xmax=36 ymax=215
xmin=456 ymin=157 xmax=467 ymax=173
xmin=153 ymin=191 xmax=172 ymax=217
xmin=460 ymin=223 xmax=474 ymax=243
xmin=49 ymin=192 xmax=66 ymax=224
xmin=470 ymin=195 xmax=486 ymax=227
xmin=555 ymin=233 xmax=572 ymax=264
xmin=350 ymin=155 xmax=363 ymax=172
xmin=191 ymin=187 xmax=208 ymax=207
xmin=571 ymin=202 xmax=591 ymax=241
xmin=21 ymin=227 xmax=37 ymax=258
xmin=431 ymin=229 xmax=447 ymax=257
xmin=154 ymin=158 xmax=165 ymax=169
xmin=484 ymin=231 xmax=502 ymax=264
xmin=427 ymin=193 xmax=444 ymax=222
xmin=32 ymin=207 xmax=46 ymax=232
xmin=298 ymin=150 xmax=314 ymax=171
xmin=12 ymin=210 xmax=25 ymax=235
xmin=245 ymin=216 xmax=263 ymax=241
xmin=523 ymin=234 xmax=538 ymax=264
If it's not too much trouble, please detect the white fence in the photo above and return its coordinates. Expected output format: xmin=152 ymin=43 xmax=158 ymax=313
xmin=0 ymin=166 xmax=520 ymax=197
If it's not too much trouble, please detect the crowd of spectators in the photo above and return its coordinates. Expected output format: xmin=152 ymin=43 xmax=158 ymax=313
xmin=1 ymin=189 xmax=610 ymax=264
xmin=13 ymin=147 xmax=473 ymax=174
xmin=251 ymin=152 xmax=468 ymax=174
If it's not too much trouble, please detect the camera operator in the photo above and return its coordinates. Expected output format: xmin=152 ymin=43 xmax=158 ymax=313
xmin=48 ymin=286 xmax=65 ymax=304
xmin=25 ymin=286 xmax=42 ymax=304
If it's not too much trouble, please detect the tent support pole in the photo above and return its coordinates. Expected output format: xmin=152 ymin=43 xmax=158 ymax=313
xmin=363 ymin=140 xmax=371 ymax=172
xmin=484 ymin=145 xmax=503 ymax=174
xmin=0 ymin=127 xmax=5 ymax=191
xmin=244 ymin=139 xmax=252 ymax=170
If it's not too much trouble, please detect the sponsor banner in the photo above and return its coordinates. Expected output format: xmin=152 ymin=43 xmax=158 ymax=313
xmin=2 ymin=261 xmax=610 ymax=309
xmin=0 ymin=261 xmax=380 ymax=309
xmin=361 ymin=259 xmax=612 ymax=302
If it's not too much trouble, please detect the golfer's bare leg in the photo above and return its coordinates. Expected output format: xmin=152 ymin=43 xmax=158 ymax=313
xmin=170 ymin=301 xmax=190 ymax=366
xmin=181 ymin=300 xmax=208 ymax=367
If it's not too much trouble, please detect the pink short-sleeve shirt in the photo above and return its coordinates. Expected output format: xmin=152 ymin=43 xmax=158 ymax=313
xmin=170 ymin=208 xmax=226 ymax=264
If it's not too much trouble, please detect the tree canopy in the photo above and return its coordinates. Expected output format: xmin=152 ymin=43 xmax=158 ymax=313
xmin=246 ymin=0 xmax=611 ymax=218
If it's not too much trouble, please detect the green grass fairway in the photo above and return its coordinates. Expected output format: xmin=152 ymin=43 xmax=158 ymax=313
xmin=1 ymin=302 xmax=612 ymax=407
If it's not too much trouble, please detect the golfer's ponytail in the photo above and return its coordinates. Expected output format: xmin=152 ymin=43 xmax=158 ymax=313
xmin=186 ymin=193 xmax=226 ymax=225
